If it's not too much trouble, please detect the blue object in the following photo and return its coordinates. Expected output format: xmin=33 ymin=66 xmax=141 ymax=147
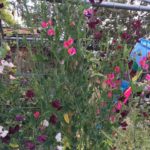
xmin=96 ymin=124 xmax=102 ymax=130
xmin=120 ymin=80 xmax=130 ymax=92
xmin=130 ymin=38 xmax=150 ymax=67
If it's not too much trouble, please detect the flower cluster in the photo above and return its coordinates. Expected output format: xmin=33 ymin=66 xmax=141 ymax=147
xmin=41 ymin=20 xmax=55 ymax=36
xmin=63 ymin=38 xmax=77 ymax=56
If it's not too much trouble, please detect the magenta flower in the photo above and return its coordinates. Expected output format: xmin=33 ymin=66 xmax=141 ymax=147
xmin=15 ymin=115 xmax=25 ymax=121
xmin=25 ymin=141 xmax=35 ymax=150
xmin=41 ymin=21 xmax=48 ymax=28
xmin=115 ymin=101 xmax=122 ymax=110
xmin=47 ymin=29 xmax=55 ymax=36
xmin=37 ymin=135 xmax=47 ymax=143
xmin=68 ymin=47 xmax=77 ymax=56
xmin=51 ymin=100 xmax=62 ymax=110
xmin=145 ymin=74 xmax=150 ymax=81
xmin=49 ymin=114 xmax=58 ymax=125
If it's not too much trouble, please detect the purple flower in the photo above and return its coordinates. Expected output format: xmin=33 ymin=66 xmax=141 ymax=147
xmin=1 ymin=135 xmax=10 ymax=144
xmin=25 ymin=141 xmax=35 ymax=150
xmin=15 ymin=115 xmax=24 ymax=121
xmin=37 ymin=135 xmax=47 ymax=143
xmin=51 ymin=100 xmax=62 ymax=110
xmin=9 ymin=125 xmax=20 ymax=134
xmin=49 ymin=114 xmax=58 ymax=125
xmin=0 ymin=3 xmax=4 ymax=9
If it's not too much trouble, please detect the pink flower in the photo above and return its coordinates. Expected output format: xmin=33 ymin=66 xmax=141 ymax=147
xmin=107 ymin=73 xmax=115 ymax=80
xmin=109 ymin=115 xmax=116 ymax=123
xmin=68 ymin=47 xmax=76 ymax=56
xmin=123 ymin=87 xmax=132 ymax=104
xmin=48 ymin=20 xmax=53 ymax=26
xmin=47 ymin=29 xmax=55 ymax=36
xmin=145 ymin=74 xmax=150 ymax=81
xmin=63 ymin=38 xmax=74 ymax=48
xmin=116 ymin=101 xmax=122 ymax=110
xmin=140 ymin=57 xmax=149 ymax=70
xmin=83 ymin=8 xmax=94 ymax=17
xmin=114 ymin=66 xmax=120 ymax=73
xmin=41 ymin=21 xmax=48 ymax=28
xmin=63 ymin=41 xmax=70 ymax=49
xmin=107 ymin=91 xmax=112 ymax=98
xmin=34 ymin=111 xmax=40 ymax=119
xmin=96 ymin=109 xmax=100 ymax=115
xmin=68 ymin=38 xmax=74 ymax=46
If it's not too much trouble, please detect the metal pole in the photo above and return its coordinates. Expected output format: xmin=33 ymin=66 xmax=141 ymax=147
xmin=93 ymin=2 xmax=150 ymax=11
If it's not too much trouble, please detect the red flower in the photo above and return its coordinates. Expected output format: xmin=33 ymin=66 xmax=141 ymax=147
xmin=34 ymin=111 xmax=40 ymax=119
xmin=51 ymin=100 xmax=62 ymax=110
xmin=114 ymin=66 xmax=120 ymax=73
xmin=117 ymin=45 xmax=123 ymax=49
xmin=25 ymin=90 xmax=35 ymax=99
xmin=132 ymin=20 xmax=141 ymax=30
xmin=121 ymin=110 xmax=129 ymax=118
xmin=87 ymin=19 xmax=101 ymax=29
xmin=119 ymin=121 xmax=128 ymax=128
xmin=121 ymin=32 xmax=131 ymax=41
xmin=49 ymin=114 xmax=58 ymax=125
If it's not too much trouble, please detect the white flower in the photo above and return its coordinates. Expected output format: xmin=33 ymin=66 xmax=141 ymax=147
xmin=1 ymin=60 xmax=15 ymax=68
xmin=0 ymin=66 xmax=4 ymax=74
xmin=0 ymin=126 xmax=3 ymax=132
xmin=0 ymin=126 xmax=8 ymax=138
xmin=41 ymin=119 xmax=49 ymax=127
xmin=55 ymin=132 xmax=61 ymax=142
xmin=56 ymin=145 xmax=63 ymax=150
xmin=9 ymin=75 xmax=16 ymax=80
xmin=1 ymin=130 xmax=8 ymax=138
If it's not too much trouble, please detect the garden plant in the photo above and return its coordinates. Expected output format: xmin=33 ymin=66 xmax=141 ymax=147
xmin=0 ymin=0 xmax=150 ymax=150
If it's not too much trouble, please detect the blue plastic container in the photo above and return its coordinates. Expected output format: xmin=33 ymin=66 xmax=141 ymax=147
xmin=130 ymin=38 xmax=150 ymax=67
